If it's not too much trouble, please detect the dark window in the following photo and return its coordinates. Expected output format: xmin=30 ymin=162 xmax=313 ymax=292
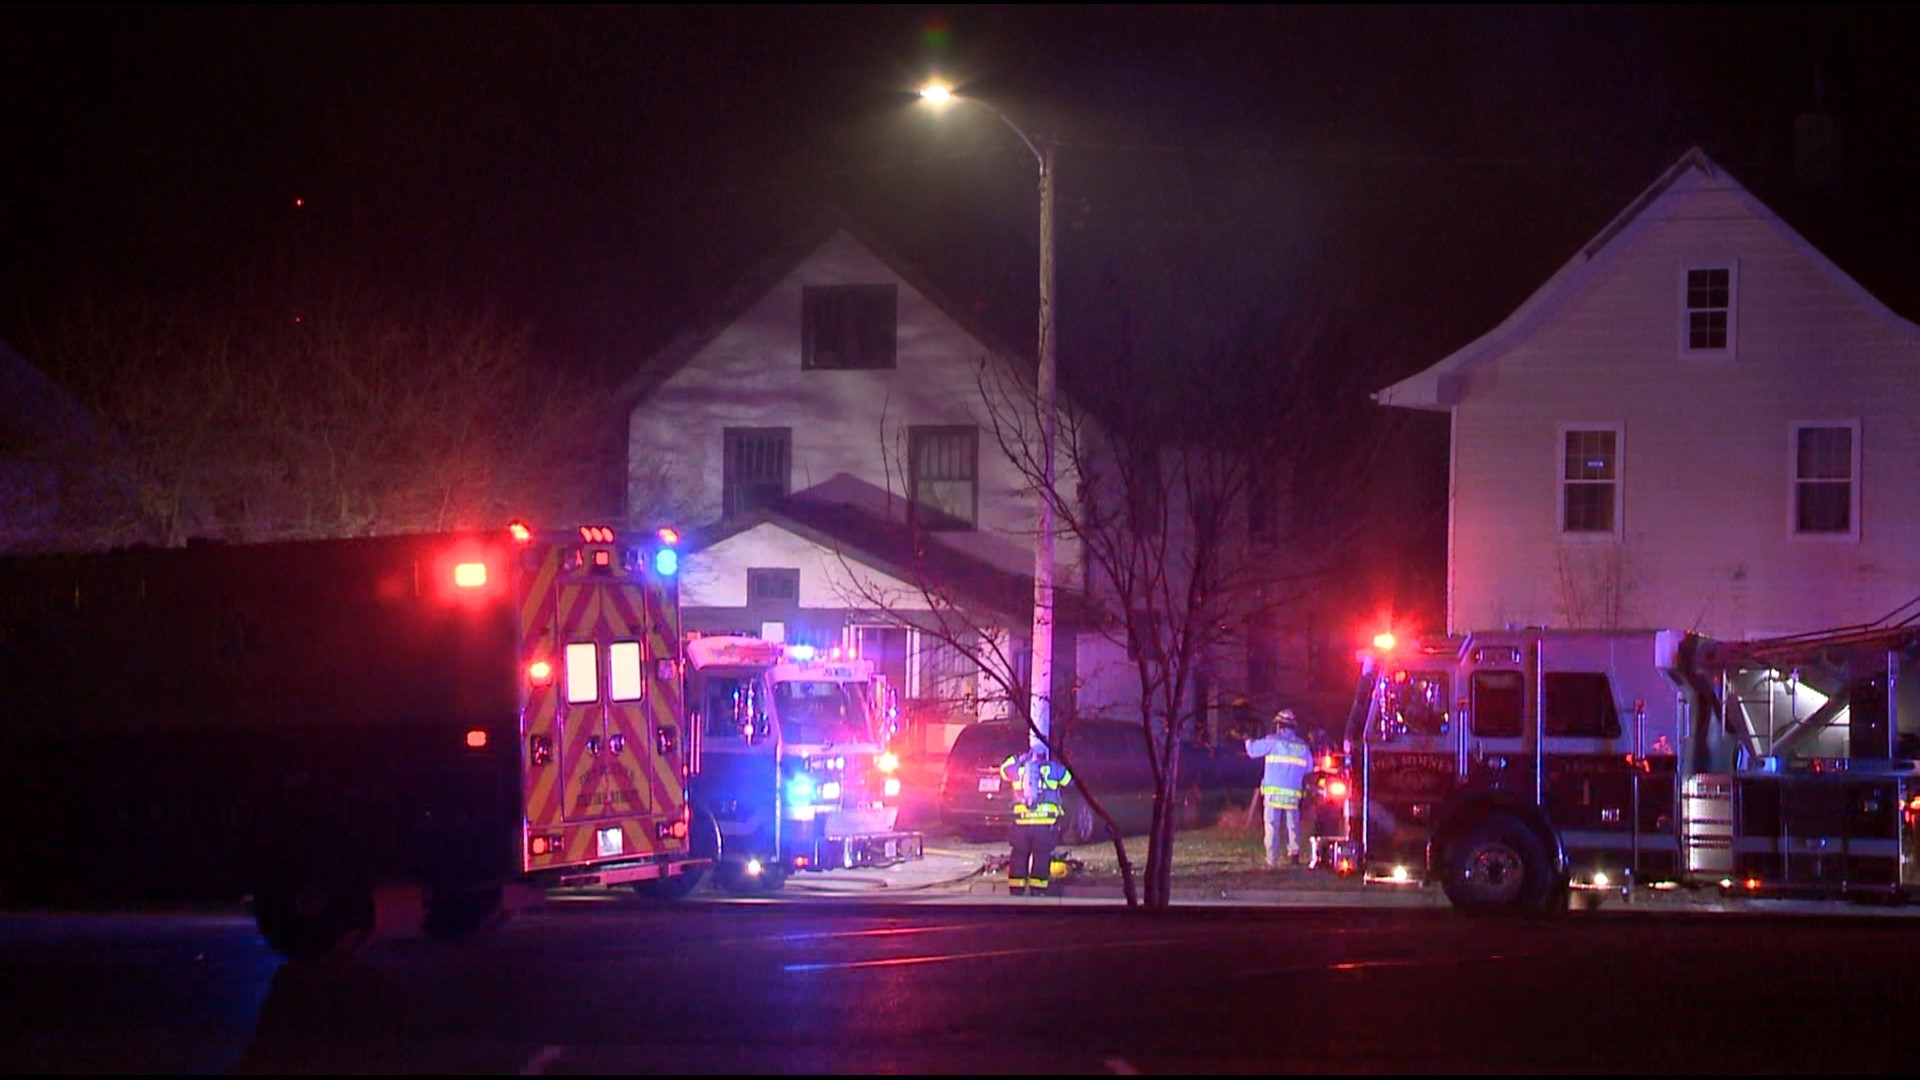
xmin=1685 ymin=267 xmax=1731 ymax=351
xmin=1543 ymin=672 xmax=1622 ymax=738
xmin=723 ymin=428 xmax=790 ymax=518
xmin=1561 ymin=428 xmax=1618 ymax=534
xmin=1247 ymin=608 xmax=1280 ymax=701
xmin=747 ymin=568 xmax=799 ymax=604
xmin=1248 ymin=459 xmax=1278 ymax=544
xmin=802 ymin=284 xmax=897 ymax=370
xmin=1471 ymin=670 xmax=1525 ymax=738
xmin=909 ymin=425 xmax=978 ymax=529
xmin=1793 ymin=425 xmax=1854 ymax=535
xmin=1128 ymin=443 xmax=1163 ymax=536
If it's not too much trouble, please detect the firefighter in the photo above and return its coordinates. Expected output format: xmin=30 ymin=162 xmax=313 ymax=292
xmin=1000 ymin=746 xmax=1072 ymax=896
xmin=1245 ymin=708 xmax=1312 ymax=867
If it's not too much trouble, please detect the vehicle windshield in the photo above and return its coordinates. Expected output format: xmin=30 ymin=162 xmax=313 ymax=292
xmin=773 ymin=680 xmax=873 ymax=746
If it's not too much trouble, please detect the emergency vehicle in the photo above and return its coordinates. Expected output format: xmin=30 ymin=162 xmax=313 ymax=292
xmin=675 ymin=633 xmax=924 ymax=893
xmin=0 ymin=522 xmax=700 ymax=958
xmin=1319 ymin=624 xmax=1920 ymax=913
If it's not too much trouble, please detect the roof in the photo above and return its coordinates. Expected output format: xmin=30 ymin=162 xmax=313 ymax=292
xmin=0 ymin=340 xmax=102 ymax=454
xmin=614 ymin=206 xmax=1040 ymax=411
xmin=681 ymin=494 xmax=1104 ymax=631
xmin=1373 ymin=146 xmax=1920 ymax=411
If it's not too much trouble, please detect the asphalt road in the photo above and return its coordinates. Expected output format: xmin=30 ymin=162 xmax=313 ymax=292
xmin=5 ymin=895 xmax=1920 ymax=1074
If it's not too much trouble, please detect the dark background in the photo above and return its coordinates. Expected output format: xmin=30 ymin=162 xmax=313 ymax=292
xmin=5 ymin=4 xmax=1918 ymax=627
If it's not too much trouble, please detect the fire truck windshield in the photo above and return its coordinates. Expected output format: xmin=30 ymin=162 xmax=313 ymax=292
xmin=1385 ymin=671 xmax=1452 ymax=737
xmin=773 ymin=680 xmax=873 ymax=746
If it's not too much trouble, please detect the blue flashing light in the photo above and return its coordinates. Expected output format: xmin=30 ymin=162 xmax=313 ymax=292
xmin=788 ymin=643 xmax=817 ymax=662
xmin=653 ymin=547 xmax=679 ymax=576
xmin=785 ymin=773 xmax=817 ymax=806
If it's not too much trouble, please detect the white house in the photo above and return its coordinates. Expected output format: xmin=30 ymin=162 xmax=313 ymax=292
xmin=1374 ymin=147 xmax=1920 ymax=641
xmin=619 ymin=219 xmax=1128 ymax=754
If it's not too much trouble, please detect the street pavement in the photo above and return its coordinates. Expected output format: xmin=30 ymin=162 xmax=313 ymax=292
xmin=780 ymin=839 xmax=1920 ymax=917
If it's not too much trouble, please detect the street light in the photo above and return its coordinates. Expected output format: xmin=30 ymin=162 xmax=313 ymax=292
xmin=919 ymin=82 xmax=1058 ymax=760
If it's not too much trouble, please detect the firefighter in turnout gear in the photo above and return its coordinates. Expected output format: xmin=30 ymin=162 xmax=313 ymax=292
xmin=1000 ymin=748 xmax=1072 ymax=896
xmin=1246 ymin=709 xmax=1312 ymax=867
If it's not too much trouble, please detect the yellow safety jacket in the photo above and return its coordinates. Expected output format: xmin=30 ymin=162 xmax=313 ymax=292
xmin=1000 ymin=753 xmax=1073 ymax=825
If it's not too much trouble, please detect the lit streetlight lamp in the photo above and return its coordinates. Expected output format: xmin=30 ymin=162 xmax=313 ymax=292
xmin=919 ymin=82 xmax=1059 ymax=760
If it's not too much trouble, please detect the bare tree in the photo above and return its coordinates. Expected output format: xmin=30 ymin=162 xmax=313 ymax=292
xmin=17 ymin=281 xmax=619 ymax=549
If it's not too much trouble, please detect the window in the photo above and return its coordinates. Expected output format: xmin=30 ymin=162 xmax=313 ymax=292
xmin=909 ymin=425 xmax=978 ymax=529
xmin=565 ymin=642 xmax=599 ymax=704
xmin=1128 ymin=443 xmax=1163 ymax=536
xmin=1682 ymin=265 xmax=1735 ymax=354
xmin=1248 ymin=459 xmax=1278 ymax=545
xmin=1543 ymin=672 xmax=1621 ymax=738
xmin=1471 ymin=670 xmax=1525 ymax=738
xmin=1792 ymin=422 xmax=1859 ymax=538
xmin=747 ymin=567 xmax=800 ymax=604
xmin=723 ymin=428 xmax=790 ymax=518
xmin=1384 ymin=671 xmax=1452 ymax=737
xmin=802 ymin=284 xmax=897 ymax=370
xmin=609 ymin=641 xmax=643 ymax=702
xmin=1560 ymin=426 xmax=1621 ymax=536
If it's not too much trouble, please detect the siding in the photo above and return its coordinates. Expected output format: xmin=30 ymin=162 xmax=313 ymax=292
xmin=627 ymin=230 xmax=1053 ymax=581
xmin=1450 ymin=177 xmax=1920 ymax=638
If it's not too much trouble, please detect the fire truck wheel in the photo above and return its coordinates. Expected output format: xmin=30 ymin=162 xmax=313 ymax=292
xmin=715 ymin=858 xmax=787 ymax=895
xmin=1440 ymin=814 xmax=1554 ymax=915
xmin=633 ymin=811 xmax=718 ymax=901
xmin=252 ymin=879 xmax=376 ymax=962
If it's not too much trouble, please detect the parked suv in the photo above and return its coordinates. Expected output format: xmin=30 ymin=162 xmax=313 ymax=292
xmin=939 ymin=719 xmax=1257 ymax=843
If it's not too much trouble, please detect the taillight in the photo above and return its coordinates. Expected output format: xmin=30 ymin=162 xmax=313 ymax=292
xmin=1326 ymin=778 xmax=1349 ymax=800
xmin=528 ymin=659 xmax=554 ymax=687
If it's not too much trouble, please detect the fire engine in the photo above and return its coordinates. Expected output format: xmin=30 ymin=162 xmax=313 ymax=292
xmin=671 ymin=633 xmax=924 ymax=894
xmin=0 ymin=522 xmax=701 ymax=957
xmin=1314 ymin=622 xmax=1920 ymax=913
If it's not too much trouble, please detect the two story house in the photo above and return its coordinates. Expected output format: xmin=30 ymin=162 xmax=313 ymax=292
xmin=1374 ymin=147 xmax=1920 ymax=641
xmin=619 ymin=220 xmax=1126 ymax=755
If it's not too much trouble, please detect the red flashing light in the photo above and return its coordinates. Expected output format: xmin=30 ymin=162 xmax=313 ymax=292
xmin=508 ymin=521 xmax=533 ymax=543
xmin=530 ymin=836 xmax=550 ymax=856
xmin=670 ymin=819 xmax=688 ymax=840
xmin=1326 ymin=778 xmax=1349 ymax=800
xmin=528 ymin=660 xmax=554 ymax=687
xmin=795 ymin=855 xmax=811 ymax=869
xmin=465 ymin=729 xmax=488 ymax=749
xmin=1745 ymin=877 xmax=1761 ymax=891
xmin=453 ymin=561 xmax=488 ymax=589
xmin=1372 ymin=631 xmax=1398 ymax=651
xmin=1322 ymin=754 xmax=1337 ymax=771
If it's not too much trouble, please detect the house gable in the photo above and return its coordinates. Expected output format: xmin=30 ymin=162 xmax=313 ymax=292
xmin=625 ymin=221 xmax=1066 ymax=581
xmin=1372 ymin=149 xmax=1920 ymax=639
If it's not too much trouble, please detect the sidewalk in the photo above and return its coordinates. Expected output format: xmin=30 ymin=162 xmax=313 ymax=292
xmin=780 ymin=837 xmax=1838 ymax=914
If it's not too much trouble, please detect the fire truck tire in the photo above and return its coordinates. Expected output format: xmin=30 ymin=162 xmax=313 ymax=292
xmin=634 ymin=811 xmax=718 ymax=901
xmin=252 ymin=879 xmax=376 ymax=962
xmin=715 ymin=858 xmax=787 ymax=894
xmin=1440 ymin=814 xmax=1554 ymax=915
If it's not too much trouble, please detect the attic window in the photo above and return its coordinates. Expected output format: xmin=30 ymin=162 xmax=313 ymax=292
xmin=1682 ymin=265 xmax=1735 ymax=354
xmin=803 ymin=284 xmax=897 ymax=370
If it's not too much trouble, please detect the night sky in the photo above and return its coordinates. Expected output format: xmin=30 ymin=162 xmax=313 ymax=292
xmin=5 ymin=5 xmax=1920 ymax=386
